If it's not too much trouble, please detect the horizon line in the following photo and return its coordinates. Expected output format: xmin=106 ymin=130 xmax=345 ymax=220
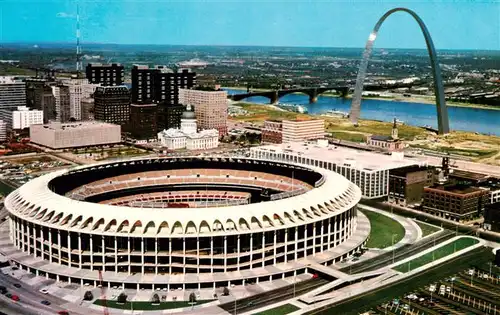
xmin=1 ymin=41 xmax=498 ymax=52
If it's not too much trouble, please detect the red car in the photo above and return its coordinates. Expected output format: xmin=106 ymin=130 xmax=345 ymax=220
xmin=58 ymin=311 xmax=69 ymax=315
xmin=11 ymin=295 xmax=20 ymax=301
xmin=312 ymin=274 xmax=319 ymax=279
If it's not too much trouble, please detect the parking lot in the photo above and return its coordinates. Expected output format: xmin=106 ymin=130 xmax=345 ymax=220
xmin=371 ymin=262 xmax=500 ymax=315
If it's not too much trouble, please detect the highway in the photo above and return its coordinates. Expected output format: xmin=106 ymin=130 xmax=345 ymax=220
xmin=218 ymin=277 xmax=328 ymax=314
xmin=304 ymin=246 xmax=493 ymax=315
xmin=340 ymin=230 xmax=456 ymax=274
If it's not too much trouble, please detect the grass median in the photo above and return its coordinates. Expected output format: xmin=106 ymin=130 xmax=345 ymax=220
xmin=362 ymin=210 xmax=405 ymax=249
xmin=94 ymin=299 xmax=214 ymax=310
xmin=253 ymin=303 xmax=300 ymax=315
xmin=393 ymin=237 xmax=480 ymax=273
xmin=414 ymin=220 xmax=440 ymax=237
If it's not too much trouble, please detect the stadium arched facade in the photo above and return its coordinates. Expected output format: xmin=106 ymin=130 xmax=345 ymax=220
xmin=4 ymin=157 xmax=368 ymax=290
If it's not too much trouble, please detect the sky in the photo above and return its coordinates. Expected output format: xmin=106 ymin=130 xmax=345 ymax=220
xmin=0 ymin=0 xmax=499 ymax=50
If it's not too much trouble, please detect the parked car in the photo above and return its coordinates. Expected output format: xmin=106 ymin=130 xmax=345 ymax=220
xmin=41 ymin=300 xmax=51 ymax=305
xmin=11 ymin=295 xmax=19 ymax=301
xmin=13 ymin=283 xmax=21 ymax=288
xmin=39 ymin=288 xmax=49 ymax=294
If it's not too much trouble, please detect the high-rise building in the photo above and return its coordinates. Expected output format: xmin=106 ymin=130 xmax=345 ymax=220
xmin=0 ymin=77 xmax=26 ymax=111
xmin=25 ymin=78 xmax=56 ymax=123
xmin=62 ymin=77 xmax=99 ymax=121
xmin=81 ymin=98 xmax=94 ymax=121
xmin=52 ymin=85 xmax=71 ymax=123
xmin=131 ymin=65 xmax=170 ymax=104
xmin=85 ymin=63 xmax=124 ymax=86
xmin=94 ymin=86 xmax=130 ymax=126
xmin=129 ymin=103 xmax=158 ymax=140
xmin=153 ymin=68 xmax=196 ymax=105
xmin=158 ymin=105 xmax=185 ymax=131
xmin=261 ymin=120 xmax=283 ymax=144
xmin=179 ymin=88 xmax=227 ymax=136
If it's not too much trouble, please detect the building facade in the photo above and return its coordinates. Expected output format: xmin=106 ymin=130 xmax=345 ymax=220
xmin=85 ymin=63 xmax=124 ymax=87
xmin=26 ymin=79 xmax=56 ymax=123
xmin=261 ymin=120 xmax=283 ymax=144
xmin=129 ymin=104 xmax=158 ymax=140
xmin=281 ymin=119 xmax=324 ymax=143
xmin=62 ymin=77 xmax=99 ymax=121
xmin=0 ymin=120 xmax=6 ymax=142
xmin=0 ymin=77 xmax=26 ymax=111
xmin=0 ymin=106 xmax=43 ymax=131
xmin=366 ymin=118 xmax=404 ymax=152
xmin=30 ymin=122 xmax=121 ymax=149
xmin=94 ymin=86 xmax=130 ymax=126
xmin=422 ymin=185 xmax=489 ymax=221
xmin=81 ymin=98 xmax=94 ymax=121
xmin=179 ymin=88 xmax=228 ymax=136
xmin=388 ymin=165 xmax=433 ymax=206
xmin=52 ymin=85 xmax=71 ymax=123
xmin=483 ymin=202 xmax=500 ymax=233
xmin=157 ymin=106 xmax=219 ymax=150
xmin=251 ymin=141 xmax=426 ymax=199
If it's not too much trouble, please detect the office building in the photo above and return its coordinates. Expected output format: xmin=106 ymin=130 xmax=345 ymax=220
xmin=422 ymin=184 xmax=489 ymax=221
xmin=388 ymin=165 xmax=434 ymax=206
xmin=30 ymin=121 xmax=121 ymax=149
xmin=261 ymin=120 xmax=283 ymax=144
xmin=0 ymin=120 xmax=6 ymax=142
xmin=94 ymin=86 xmax=130 ymax=126
xmin=0 ymin=106 xmax=43 ymax=131
xmin=484 ymin=202 xmax=500 ymax=233
xmin=179 ymin=88 xmax=227 ymax=136
xmin=85 ymin=63 xmax=124 ymax=86
xmin=52 ymin=85 xmax=71 ymax=123
xmin=25 ymin=78 xmax=56 ymax=123
xmin=251 ymin=140 xmax=427 ymax=199
xmin=0 ymin=77 xmax=26 ymax=111
xmin=129 ymin=104 xmax=158 ymax=140
xmin=62 ymin=77 xmax=99 ymax=121
xmin=281 ymin=119 xmax=324 ymax=143
xmin=157 ymin=105 xmax=219 ymax=150
xmin=81 ymin=98 xmax=94 ymax=121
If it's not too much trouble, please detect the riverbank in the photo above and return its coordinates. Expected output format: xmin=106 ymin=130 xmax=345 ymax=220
xmin=224 ymin=86 xmax=500 ymax=111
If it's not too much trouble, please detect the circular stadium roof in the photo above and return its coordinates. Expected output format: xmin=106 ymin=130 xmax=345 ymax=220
xmin=5 ymin=157 xmax=361 ymax=236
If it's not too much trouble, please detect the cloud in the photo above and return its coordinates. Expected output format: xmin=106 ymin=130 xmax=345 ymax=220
xmin=56 ymin=12 xmax=74 ymax=18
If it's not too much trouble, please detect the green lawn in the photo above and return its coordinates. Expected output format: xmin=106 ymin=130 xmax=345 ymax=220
xmin=253 ymin=303 xmax=300 ymax=315
xmin=393 ymin=237 xmax=480 ymax=273
xmin=330 ymin=131 xmax=366 ymax=143
xmin=414 ymin=220 xmax=440 ymax=237
xmin=93 ymin=299 xmax=214 ymax=310
xmin=362 ymin=210 xmax=405 ymax=249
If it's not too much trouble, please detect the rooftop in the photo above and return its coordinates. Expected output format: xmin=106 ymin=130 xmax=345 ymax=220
xmin=449 ymin=169 xmax=491 ymax=182
xmin=370 ymin=135 xmax=396 ymax=142
xmin=34 ymin=121 xmax=119 ymax=131
xmin=390 ymin=165 xmax=433 ymax=177
xmin=426 ymin=184 xmax=484 ymax=195
xmin=253 ymin=142 xmax=426 ymax=172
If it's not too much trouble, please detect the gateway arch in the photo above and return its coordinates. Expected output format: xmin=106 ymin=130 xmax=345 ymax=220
xmin=349 ymin=8 xmax=450 ymax=134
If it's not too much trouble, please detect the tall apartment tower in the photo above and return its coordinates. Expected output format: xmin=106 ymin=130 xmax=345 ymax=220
xmin=62 ymin=77 xmax=99 ymax=121
xmin=94 ymin=86 xmax=130 ymax=125
xmin=85 ymin=63 xmax=124 ymax=86
xmin=156 ymin=69 xmax=196 ymax=131
xmin=0 ymin=77 xmax=26 ymax=111
xmin=52 ymin=85 xmax=71 ymax=123
xmin=179 ymin=88 xmax=228 ymax=136
xmin=131 ymin=66 xmax=196 ymax=130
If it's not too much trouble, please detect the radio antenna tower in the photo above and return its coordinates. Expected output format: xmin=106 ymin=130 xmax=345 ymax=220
xmin=76 ymin=3 xmax=83 ymax=72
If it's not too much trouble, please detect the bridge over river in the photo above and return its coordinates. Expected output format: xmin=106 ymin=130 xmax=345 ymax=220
xmin=228 ymin=86 xmax=350 ymax=104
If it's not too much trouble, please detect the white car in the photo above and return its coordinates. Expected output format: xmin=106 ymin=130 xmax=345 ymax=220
xmin=39 ymin=288 xmax=49 ymax=294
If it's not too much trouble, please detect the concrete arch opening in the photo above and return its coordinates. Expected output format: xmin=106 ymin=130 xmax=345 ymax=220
xmin=349 ymin=7 xmax=450 ymax=134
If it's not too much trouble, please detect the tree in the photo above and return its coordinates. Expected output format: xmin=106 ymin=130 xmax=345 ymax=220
xmin=151 ymin=293 xmax=160 ymax=304
xmin=117 ymin=292 xmax=127 ymax=304
xmin=222 ymin=287 xmax=230 ymax=296
xmin=189 ymin=292 xmax=196 ymax=303
xmin=83 ymin=290 xmax=93 ymax=301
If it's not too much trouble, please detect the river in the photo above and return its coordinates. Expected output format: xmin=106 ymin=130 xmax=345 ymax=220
xmin=224 ymin=89 xmax=500 ymax=136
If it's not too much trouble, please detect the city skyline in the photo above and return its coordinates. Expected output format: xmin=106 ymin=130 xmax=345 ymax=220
xmin=1 ymin=0 xmax=499 ymax=50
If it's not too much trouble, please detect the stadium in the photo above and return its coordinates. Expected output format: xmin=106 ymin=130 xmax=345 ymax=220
xmin=4 ymin=157 xmax=367 ymax=290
